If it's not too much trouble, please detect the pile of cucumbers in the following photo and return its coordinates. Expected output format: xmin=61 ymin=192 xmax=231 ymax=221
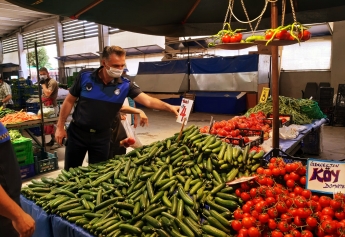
xmin=22 ymin=125 xmax=265 ymax=237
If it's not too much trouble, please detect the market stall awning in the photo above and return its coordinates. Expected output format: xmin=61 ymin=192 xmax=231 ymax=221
xmin=124 ymin=45 xmax=164 ymax=56
xmin=7 ymin=0 xmax=345 ymax=37
xmin=0 ymin=63 xmax=19 ymax=68
xmin=55 ymin=53 xmax=99 ymax=62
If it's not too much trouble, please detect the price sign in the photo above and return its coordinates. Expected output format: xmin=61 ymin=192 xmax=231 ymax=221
xmin=306 ymin=159 xmax=345 ymax=194
xmin=259 ymin=87 xmax=270 ymax=103
xmin=176 ymin=98 xmax=194 ymax=125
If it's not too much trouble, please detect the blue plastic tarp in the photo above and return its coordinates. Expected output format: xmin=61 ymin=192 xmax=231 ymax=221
xmin=190 ymin=55 xmax=259 ymax=74
xmin=20 ymin=196 xmax=94 ymax=237
xmin=137 ymin=60 xmax=189 ymax=74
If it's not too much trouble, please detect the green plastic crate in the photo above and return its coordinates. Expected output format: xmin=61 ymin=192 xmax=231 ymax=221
xmin=12 ymin=138 xmax=34 ymax=166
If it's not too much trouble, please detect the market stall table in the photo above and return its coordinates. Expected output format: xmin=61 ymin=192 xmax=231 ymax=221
xmin=279 ymin=118 xmax=327 ymax=155
xmin=6 ymin=117 xmax=59 ymax=148
xmin=21 ymin=195 xmax=93 ymax=237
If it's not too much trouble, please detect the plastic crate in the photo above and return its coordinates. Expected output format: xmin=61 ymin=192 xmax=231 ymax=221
xmin=220 ymin=128 xmax=264 ymax=147
xmin=319 ymin=87 xmax=334 ymax=98
xmin=318 ymin=99 xmax=333 ymax=108
xmin=266 ymin=113 xmax=292 ymax=127
xmin=34 ymin=151 xmax=59 ymax=174
xmin=28 ymin=127 xmax=41 ymax=136
xmin=26 ymin=102 xmax=40 ymax=114
xmin=12 ymin=138 xmax=34 ymax=166
xmin=262 ymin=148 xmax=308 ymax=166
xmin=20 ymin=164 xmax=36 ymax=180
xmin=302 ymin=129 xmax=321 ymax=155
xmin=337 ymin=84 xmax=345 ymax=95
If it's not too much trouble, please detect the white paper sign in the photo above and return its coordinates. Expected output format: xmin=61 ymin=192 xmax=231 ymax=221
xmin=226 ymin=176 xmax=257 ymax=185
xmin=306 ymin=159 xmax=345 ymax=194
xmin=176 ymin=98 xmax=194 ymax=125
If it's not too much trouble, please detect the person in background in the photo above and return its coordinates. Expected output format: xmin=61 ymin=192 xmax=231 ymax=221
xmin=38 ymin=67 xmax=60 ymax=150
xmin=55 ymin=46 xmax=179 ymax=169
xmin=0 ymin=122 xmax=35 ymax=237
xmin=0 ymin=77 xmax=14 ymax=109
xmin=26 ymin=76 xmax=32 ymax=86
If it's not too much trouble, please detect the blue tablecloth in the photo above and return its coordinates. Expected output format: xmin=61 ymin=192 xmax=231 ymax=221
xmin=20 ymin=196 xmax=94 ymax=237
xmin=279 ymin=118 xmax=327 ymax=153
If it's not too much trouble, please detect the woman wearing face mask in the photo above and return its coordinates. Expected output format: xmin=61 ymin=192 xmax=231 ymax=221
xmin=38 ymin=67 xmax=60 ymax=150
xmin=55 ymin=46 xmax=179 ymax=169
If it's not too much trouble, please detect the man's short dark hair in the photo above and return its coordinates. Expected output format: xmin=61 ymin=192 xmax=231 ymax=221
xmin=39 ymin=67 xmax=49 ymax=73
xmin=102 ymin=46 xmax=126 ymax=60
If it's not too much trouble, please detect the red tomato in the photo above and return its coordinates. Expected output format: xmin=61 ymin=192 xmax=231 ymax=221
xmin=231 ymin=220 xmax=242 ymax=231
xmin=235 ymin=188 xmax=241 ymax=197
xmin=248 ymin=227 xmax=260 ymax=237
xmin=321 ymin=220 xmax=336 ymax=234
xmin=299 ymin=176 xmax=306 ymax=185
xmin=281 ymin=213 xmax=293 ymax=223
xmin=249 ymin=188 xmax=257 ymax=198
xmin=241 ymin=182 xmax=250 ymax=191
xmin=254 ymin=203 xmax=264 ymax=213
xmin=290 ymin=163 xmax=299 ymax=172
xmin=275 ymin=29 xmax=288 ymax=40
xmin=239 ymin=228 xmax=249 ymax=237
xmin=251 ymin=210 xmax=259 ymax=219
xmin=265 ymin=197 xmax=276 ymax=207
xmin=234 ymin=33 xmax=243 ymax=42
xmin=290 ymin=229 xmax=301 ymax=237
xmin=241 ymin=193 xmax=251 ymax=202
xmin=266 ymin=177 xmax=274 ymax=187
xmin=337 ymin=222 xmax=345 ymax=236
xmin=263 ymin=169 xmax=272 ymax=176
xmin=265 ymin=30 xmax=274 ymax=40
xmin=301 ymin=190 xmax=311 ymax=199
xmin=257 ymin=167 xmax=264 ymax=175
xmin=307 ymin=200 xmax=319 ymax=212
xmin=301 ymin=30 xmax=311 ymax=41
xmin=272 ymin=168 xmax=281 ymax=176
xmin=286 ymin=179 xmax=295 ymax=188
xmin=280 ymin=168 xmax=286 ymax=176
xmin=298 ymin=207 xmax=312 ymax=218
xmin=301 ymin=230 xmax=313 ymax=237
xmin=277 ymin=202 xmax=288 ymax=214
xmin=242 ymin=217 xmax=254 ymax=229
xmin=285 ymin=164 xmax=292 ymax=173
xmin=297 ymin=166 xmax=307 ymax=176
xmin=234 ymin=208 xmax=244 ymax=220
xmin=242 ymin=204 xmax=252 ymax=213
xmin=272 ymin=230 xmax=283 ymax=237
xmin=295 ymin=196 xmax=307 ymax=208
xmin=322 ymin=207 xmax=335 ymax=217
xmin=289 ymin=172 xmax=300 ymax=181
xmin=294 ymin=187 xmax=303 ymax=195
xmin=330 ymin=199 xmax=342 ymax=210
xmin=335 ymin=210 xmax=345 ymax=220
xmin=319 ymin=196 xmax=331 ymax=207
xmin=268 ymin=219 xmax=277 ymax=229
xmin=258 ymin=213 xmax=270 ymax=223
xmin=278 ymin=221 xmax=290 ymax=232
xmin=311 ymin=195 xmax=319 ymax=202
xmin=268 ymin=207 xmax=279 ymax=218
xmin=306 ymin=217 xmax=318 ymax=227
xmin=294 ymin=216 xmax=304 ymax=227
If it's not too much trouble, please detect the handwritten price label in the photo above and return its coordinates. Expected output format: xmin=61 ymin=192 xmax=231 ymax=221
xmin=176 ymin=98 xmax=194 ymax=125
xmin=306 ymin=159 xmax=345 ymax=194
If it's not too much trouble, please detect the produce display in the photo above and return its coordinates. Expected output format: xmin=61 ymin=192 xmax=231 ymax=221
xmin=264 ymin=23 xmax=311 ymax=45
xmin=208 ymin=23 xmax=247 ymax=46
xmin=199 ymin=112 xmax=270 ymax=142
xmin=0 ymin=111 xmax=40 ymax=125
xmin=231 ymin=158 xmax=345 ymax=237
xmin=245 ymin=96 xmax=325 ymax=125
xmin=22 ymin=125 xmax=264 ymax=237
xmin=0 ymin=107 xmax=16 ymax=118
xmin=8 ymin=129 xmax=26 ymax=142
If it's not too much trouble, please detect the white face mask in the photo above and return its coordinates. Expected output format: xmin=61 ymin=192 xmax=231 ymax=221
xmin=105 ymin=66 xmax=123 ymax=78
xmin=40 ymin=75 xmax=48 ymax=80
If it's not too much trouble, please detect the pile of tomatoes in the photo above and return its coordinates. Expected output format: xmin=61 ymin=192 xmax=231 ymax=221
xmin=230 ymin=158 xmax=345 ymax=237
xmin=199 ymin=112 xmax=271 ymax=139
xmin=265 ymin=29 xmax=311 ymax=41
xmin=222 ymin=33 xmax=243 ymax=43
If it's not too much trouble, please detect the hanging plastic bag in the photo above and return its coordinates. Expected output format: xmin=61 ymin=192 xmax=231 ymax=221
xmin=121 ymin=119 xmax=143 ymax=148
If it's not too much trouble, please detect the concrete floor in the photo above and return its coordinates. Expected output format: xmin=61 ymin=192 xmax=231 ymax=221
xmin=22 ymin=108 xmax=345 ymax=185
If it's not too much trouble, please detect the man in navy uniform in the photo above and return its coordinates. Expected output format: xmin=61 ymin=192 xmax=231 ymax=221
xmin=55 ymin=46 xmax=179 ymax=169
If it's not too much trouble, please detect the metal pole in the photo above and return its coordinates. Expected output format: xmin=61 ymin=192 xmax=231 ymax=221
xmin=34 ymin=41 xmax=46 ymax=152
xmin=271 ymin=1 xmax=280 ymax=155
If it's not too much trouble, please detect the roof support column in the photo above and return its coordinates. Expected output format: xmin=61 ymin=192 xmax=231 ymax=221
xmin=98 ymin=24 xmax=109 ymax=61
xmin=54 ymin=18 xmax=66 ymax=83
xmin=16 ymin=32 xmax=28 ymax=78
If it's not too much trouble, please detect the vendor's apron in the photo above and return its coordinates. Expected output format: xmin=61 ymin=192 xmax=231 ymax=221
xmin=42 ymin=97 xmax=55 ymax=135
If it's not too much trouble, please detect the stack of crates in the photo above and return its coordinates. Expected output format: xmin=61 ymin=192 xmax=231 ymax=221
xmin=26 ymin=101 xmax=41 ymax=136
xmin=334 ymin=84 xmax=345 ymax=126
xmin=12 ymin=138 xmax=36 ymax=179
xmin=11 ymin=82 xmax=39 ymax=110
xmin=318 ymin=87 xmax=334 ymax=123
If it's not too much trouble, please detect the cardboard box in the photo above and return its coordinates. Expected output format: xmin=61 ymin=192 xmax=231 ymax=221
xmin=257 ymin=44 xmax=272 ymax=55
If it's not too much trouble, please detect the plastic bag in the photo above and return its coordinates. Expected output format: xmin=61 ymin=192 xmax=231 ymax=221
xmin=121 ymin=119 xmax=143 ymax=148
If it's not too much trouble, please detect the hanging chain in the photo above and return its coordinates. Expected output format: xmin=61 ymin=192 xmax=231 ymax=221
xmin=229 ymin=0 xmax=268 ymax=24
xmin=289 ymin=0 xmax=297 ymax=23
xmin=222 ymin=0 xmax=234 ymax=30
xmin=228 ymin=0 xmax=234 ymax=25
xmin=281 ymin=0 xmax=286 ymax=26
xmin=241 ymin=0 xmax=265 ymax=33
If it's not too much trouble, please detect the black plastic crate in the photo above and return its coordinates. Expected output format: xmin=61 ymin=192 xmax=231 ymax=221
xmin=319 ymin=87 xmax=334 ymax=98
xmin=262 ymin=148 xmax=308 ymax=167
xmin=34 ymin=151 xmax=59 ymax=174
xmin=302 ymin=129 xmax=321 ymax=155
xmin=337 ymin=84 xmax=345 ymax=95
xmin=334 ymin=106 xmax=345 ymax=116
xmin=318 ymin=99 xmax=333 ymax=108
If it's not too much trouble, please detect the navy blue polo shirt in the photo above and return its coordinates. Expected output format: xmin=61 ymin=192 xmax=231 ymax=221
xmin=69 ymin=67 xmax=142 ymax=131
xmin=0 ymin=122 xmax=10 ymax=144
